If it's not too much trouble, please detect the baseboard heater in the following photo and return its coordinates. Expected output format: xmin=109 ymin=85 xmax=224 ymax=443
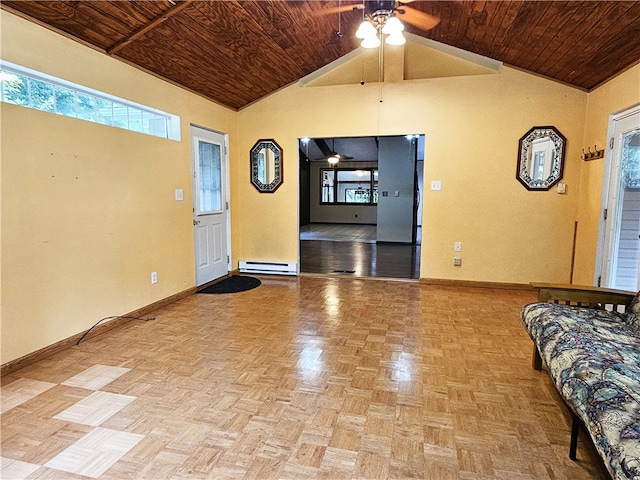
xmin=239 ymin=261 xmax=297 ymax=276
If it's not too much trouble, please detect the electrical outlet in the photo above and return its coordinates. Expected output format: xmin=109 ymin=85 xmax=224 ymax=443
xmin=454 ymin=241 xmax=462 ymax=252
xmin=453 ymin=257 xmax=462 ymax=267
xmin=175 ymin=189 xmax=184 ymax=201
xmin=151 ymin=271 xmax=158 ymax=284
xmin=431 ymin=180 xmax=442 ymax=191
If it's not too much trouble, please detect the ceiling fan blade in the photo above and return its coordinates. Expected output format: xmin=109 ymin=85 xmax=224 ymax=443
xmin=312 ymin=3 xmax=364 ymax=16
xmin=313 ymin=153 xmax=354 ymax=161
xmin=397 ymin=5 xmax=440 ymax=30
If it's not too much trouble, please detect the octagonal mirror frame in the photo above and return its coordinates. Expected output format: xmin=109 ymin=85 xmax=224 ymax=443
xmin=250 ymin=139 xmax=283 ymax=193
xmin=517 ymin=126 xmax=566 ymax=191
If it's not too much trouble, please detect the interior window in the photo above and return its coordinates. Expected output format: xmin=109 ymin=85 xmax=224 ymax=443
xmin=321 ymin=168 xmax=378 ymax=205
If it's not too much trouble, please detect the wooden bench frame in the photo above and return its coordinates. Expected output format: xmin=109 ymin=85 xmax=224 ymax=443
xmin=529 ymin=282 xmax=636 ymax=461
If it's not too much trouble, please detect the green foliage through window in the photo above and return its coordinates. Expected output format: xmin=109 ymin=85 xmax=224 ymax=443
xmin=0 ymin=62 xmax=174 ymax=140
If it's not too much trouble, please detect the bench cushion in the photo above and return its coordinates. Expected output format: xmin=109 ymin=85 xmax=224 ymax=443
xmin=521 ymin=302 xmax=640 ymax=480
xmin=630 ymin=291 xmax=640 ymax=318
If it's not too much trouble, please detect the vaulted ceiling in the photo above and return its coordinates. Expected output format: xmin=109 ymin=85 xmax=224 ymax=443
xmin=3 ymin=1 xmax=640 ymax=111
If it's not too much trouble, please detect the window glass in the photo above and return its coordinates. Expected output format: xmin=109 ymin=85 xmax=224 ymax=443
xmin=199 ymin=140 xmax=222 ymax=213
xmin=112 ymin=102 xmax=128 ymax=128
xmin=54 ymin=85 xmax=76 ymax=117
xmin=321 ymin=168 xmax=378 ymax=205
xmin=128 ymin=106 xmax=143 ymax=133
xmin=142 ymin=111 xmax=167 ymax=138
xmin=622 ymin=131 xmax=640 ymax=187
xmin=321 ymin=170 xmax=335 ymax=203
xmin=337 ymin=170 xmax=370 ymax=203
xmin=96 ymin=97 xmax=113 ymax=126
xmin=77 ymin=93 xmax=96 ymax=121
xmin=1 ymin=71 xmax=28 ymax=105
xmin=30 ymin=78 xmax=54 ymax=112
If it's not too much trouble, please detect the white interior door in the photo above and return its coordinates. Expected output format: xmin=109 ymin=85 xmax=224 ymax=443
xmin=599 ymin=107 xmax=640 ymax=291
xmin=191 ymin=126 xmax=229 ymax=286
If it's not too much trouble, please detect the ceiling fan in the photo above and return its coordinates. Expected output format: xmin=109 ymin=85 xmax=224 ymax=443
xmin=314 ymin=138 xmax=354 ymax=164
xmin=318 ymin=1 xmax=440 ymax=32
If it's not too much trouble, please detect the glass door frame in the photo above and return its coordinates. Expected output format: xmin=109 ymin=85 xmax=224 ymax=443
xmin=595 ymin=104 xmax=640 ymax=290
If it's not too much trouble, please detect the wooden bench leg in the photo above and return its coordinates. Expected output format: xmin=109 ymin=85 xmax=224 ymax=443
xmin=532 ymin=346 xmax=543 ymax=370
xmin=569 ymin=413 xmax=579 ymax=460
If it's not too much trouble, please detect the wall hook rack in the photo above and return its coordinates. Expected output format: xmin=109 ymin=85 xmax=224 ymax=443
xmin=581 ymin=145 xmax=604 ymax=161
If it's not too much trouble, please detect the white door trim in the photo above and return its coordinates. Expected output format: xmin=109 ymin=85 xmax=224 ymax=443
xmin=595 ymin=104 xmax=640 ymax=287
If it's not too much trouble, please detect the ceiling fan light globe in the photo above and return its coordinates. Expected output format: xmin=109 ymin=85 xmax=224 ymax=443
xmin=385 ymin=31 xmax=406 ymax=46
xmin=382 ymin=15 xmax=404 ymax=34
xmin=361 ymin=35 xmax=381 ymax=49
xmin=328 ymin=156 xmax=339 ymax=165
xmin=356 ymin=20 xmax=376 ymax=39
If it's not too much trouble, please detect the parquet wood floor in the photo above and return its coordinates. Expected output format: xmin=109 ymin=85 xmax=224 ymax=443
xmin=1 ymin=276 xmax=610 ymax=479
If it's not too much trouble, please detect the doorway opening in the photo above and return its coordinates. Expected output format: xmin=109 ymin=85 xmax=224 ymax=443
xmin=298 ymin=135 xmax=424 ymax=279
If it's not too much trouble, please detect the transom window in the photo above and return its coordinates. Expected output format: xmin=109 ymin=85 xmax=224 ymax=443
xmin=321 ymin=168 xmax=378 ymax=204
xmin=0 ymin=60 xmax=179 ymax=141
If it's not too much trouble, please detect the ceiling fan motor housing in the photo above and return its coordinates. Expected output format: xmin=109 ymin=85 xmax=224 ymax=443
xmin=366 ymin=1 xmax=398 ymax=15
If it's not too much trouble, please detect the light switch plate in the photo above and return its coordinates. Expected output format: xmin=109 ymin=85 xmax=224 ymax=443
xmin=431 ymin=180 xmax=442 ymax=191
xmin=175 ymin=189 xmax=184 ymax=201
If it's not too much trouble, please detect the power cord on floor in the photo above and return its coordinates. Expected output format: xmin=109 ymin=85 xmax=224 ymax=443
xmin=76 ymin=315 xmax=155 ymax=345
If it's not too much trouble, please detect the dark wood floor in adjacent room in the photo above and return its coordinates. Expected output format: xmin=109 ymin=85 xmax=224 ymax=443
xmin=300 ymin=224 xmax=420 ymax=280
xmin=1 ymin=276 xmax=609 ymax=479
xmin=300 ymin=241 xmax=421 ymax=280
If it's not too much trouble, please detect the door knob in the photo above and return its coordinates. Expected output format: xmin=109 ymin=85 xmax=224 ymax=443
xmin=193 ymin=219 xmax=200 ymax=225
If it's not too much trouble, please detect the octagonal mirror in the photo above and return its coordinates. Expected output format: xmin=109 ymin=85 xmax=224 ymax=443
xmin=517 ymin=126 xmax=566 ymax=190
xmin=250 ymin=139 xmax=283 ymax=193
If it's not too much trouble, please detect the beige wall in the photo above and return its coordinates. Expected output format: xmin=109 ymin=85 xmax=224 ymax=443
xmin=238 ymin=67 xmax=587 ymax=284
xmin=573 ymin=64 xmax=640 ymax=285
xmin=1 ymin=11 xmax=237 ymax=364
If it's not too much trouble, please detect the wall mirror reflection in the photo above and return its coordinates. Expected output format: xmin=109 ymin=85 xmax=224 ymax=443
xmin=517 ymin=126 xmax=566 ymax=190
xmin=250 ymin=139 xmax=283 ymax=193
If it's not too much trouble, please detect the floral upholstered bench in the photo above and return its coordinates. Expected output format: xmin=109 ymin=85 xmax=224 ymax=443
xmin=521 ymin=283 xmax=640 ymax=480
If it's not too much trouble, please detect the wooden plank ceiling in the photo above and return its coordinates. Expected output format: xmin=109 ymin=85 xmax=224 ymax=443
xmin=3 ymin=1 xmax=640 ymax=111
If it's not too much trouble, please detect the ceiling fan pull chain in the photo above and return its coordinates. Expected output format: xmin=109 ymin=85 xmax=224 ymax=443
xmin=380 ymin=37 xmax=384 ymax=83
